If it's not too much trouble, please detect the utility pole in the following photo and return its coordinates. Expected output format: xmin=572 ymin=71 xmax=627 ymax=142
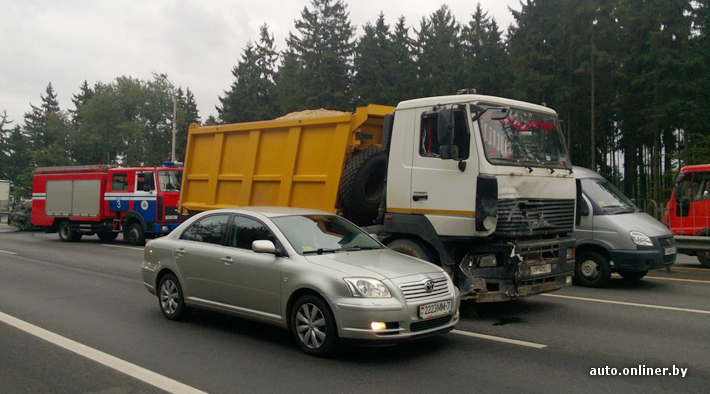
xmin=159 ymin=74 xmax=177 ymax=162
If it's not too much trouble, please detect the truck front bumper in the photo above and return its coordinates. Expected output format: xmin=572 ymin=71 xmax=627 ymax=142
xmin=610 ymin=248 xmax=676 ymax=272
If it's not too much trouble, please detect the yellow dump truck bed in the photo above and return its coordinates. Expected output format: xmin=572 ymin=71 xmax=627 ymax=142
xmin=179 ymin=104 xmax=394 ymax=214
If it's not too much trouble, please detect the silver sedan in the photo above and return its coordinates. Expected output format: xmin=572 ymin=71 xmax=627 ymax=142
xmin=142 ymin=207 xmax=460 ymax=356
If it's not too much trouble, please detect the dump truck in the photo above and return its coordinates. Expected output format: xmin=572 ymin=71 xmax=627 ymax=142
xmin=32 ymin=163 xmax=184 ymax=245
xmin=179 ymin=94 xmax=577 ymax=301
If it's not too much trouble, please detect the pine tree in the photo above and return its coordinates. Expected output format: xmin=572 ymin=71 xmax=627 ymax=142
xmin=461 ymin=4 xmax=508 ymax=96
xmin=414 ymin=5 xmax=463 ymax=97
xmin=353 ymin=13 xmax=397 ymax=106
xmin=285 ymin=0 xmax=356 ymax=110
xmin=388 ymin=16 xmax=419 ymax=100
xmin=23 ymin=83 xmax=73 ymax=168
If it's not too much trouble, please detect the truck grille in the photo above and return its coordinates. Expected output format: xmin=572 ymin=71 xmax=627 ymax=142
xmin=398 ymin=277 xmax=450 ymax=302
xmin=496 ymin=199 xmax=575 ymax=237
xmin=657 ymin=236 xmax=675 ymax=247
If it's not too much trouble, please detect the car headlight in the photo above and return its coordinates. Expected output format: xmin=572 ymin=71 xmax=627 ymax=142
xmin=630 ymin=230 xmax=653 ymax=246
xmin=344 ymin=278 xmax=391 ymax=298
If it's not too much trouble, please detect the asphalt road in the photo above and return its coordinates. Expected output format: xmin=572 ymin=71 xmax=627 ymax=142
xmin=1 ymin=224 xmax=708 ymax=393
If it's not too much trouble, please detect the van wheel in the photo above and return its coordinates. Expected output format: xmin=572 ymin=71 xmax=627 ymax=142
xmin=617 ymin=269 xmax=647 ymax=282
xmin=338 ymin=147 xmax=388 ymax=225
xmin=574 ymin=251 xmax=611 ymax=287
xmin=697 ymin=253 xmax=710 ymax=268
xmin=387 ymin=238 xmax=434 ymax=263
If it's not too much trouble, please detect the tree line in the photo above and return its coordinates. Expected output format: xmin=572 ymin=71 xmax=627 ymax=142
xmin=2 ymin=0 xmax=709 ymax=205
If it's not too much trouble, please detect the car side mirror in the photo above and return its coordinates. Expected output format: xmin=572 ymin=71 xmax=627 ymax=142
xmin=252 ymin=240 xmax=276 ymax=254
xmin=581 ymin=201 xmax=590 ymax=216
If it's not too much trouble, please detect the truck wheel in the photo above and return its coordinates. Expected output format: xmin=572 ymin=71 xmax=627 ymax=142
xmin=125 ymin=223 xmax=145 ymax=246
xmin=387 ymin=238 xmax=434 ymax=263
xmin=98 ymin=232 xmax=119 ymax=242
xmin=338 ymin=147 xmax=388 ymax=225
xmin=617 ymin=269 xmax=647 ymax=282
xmin=58 ymin=222 xmax=79 ymax=242
xmin=574 ymin=251 xmax=611 ymax=287
xmin=697 ymin=253 xmax=710 ymax=268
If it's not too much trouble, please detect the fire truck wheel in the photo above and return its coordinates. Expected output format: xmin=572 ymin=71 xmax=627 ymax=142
xmin=58 ymin=222 xmax=79 ymax=242
xmin=97 ymin=232 xmax=119 ymax=242
xmin=125 ymin=222 xmax=146 ymax=246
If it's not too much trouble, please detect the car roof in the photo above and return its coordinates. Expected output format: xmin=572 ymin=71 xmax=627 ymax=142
xmin=572 ymin=166 xmax=604 ymax=180
xmin=201 ymin=206 xmax=335 ymax=218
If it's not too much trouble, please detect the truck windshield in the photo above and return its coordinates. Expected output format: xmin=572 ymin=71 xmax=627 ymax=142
xmin=477 ymin=106 xmax=569 ymax=168
xmin=158 ymin=170 xmax=182 ymax=192
xmin=581 ymin=178 xmax=636 ymax=214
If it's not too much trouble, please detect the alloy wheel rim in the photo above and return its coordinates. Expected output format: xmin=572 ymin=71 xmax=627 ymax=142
xmin=296 ymin=303 xmax=326 ymax=349
xmin=160 ymin=280 xmax=179 ymax=315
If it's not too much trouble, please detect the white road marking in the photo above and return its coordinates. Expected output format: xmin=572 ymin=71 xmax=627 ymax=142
xmin=102 ymin=244 xmax=144 ymax=251
xmin=0 ymin=249 xmax=18 ymax=255
xmin=451 ymin=329 xmax=547 ymax=349
xmin=0 ymin=311 xmax=208 ymax=394
xmin=542 ymin=294 xmax=710 ymax=315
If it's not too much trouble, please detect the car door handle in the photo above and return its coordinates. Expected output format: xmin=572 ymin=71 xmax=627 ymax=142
xmin=175 ymin=248 xmax=185 ymax=257
xmin=412 ymin=192 xmax=428 ymax=201
xmin=221 ymin=256 xmax=234 ymax=265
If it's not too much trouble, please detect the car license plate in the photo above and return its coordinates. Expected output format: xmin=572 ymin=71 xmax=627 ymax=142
xmin=665 ymin=246 xmax=676 ymax=255
xmin=530 ymin=264 xmax=552 ymax=275
xmin=419 ymin=300 xmax=451 ymax=319
xmin=165 ymin=215 xmax=178 ymax=220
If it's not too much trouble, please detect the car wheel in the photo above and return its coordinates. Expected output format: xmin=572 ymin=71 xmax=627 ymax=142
xmin=387 ymin=238 xmax=434 ymax=263
xmin=617 ymin=269 xmax=648 ymax=282
xmin=125 ymin=222 xmax=145 ymax=246
xmin=58 ymin=222 xmax=76 ymax=242
xmin=574 ymin=251 xmax=611 ymax=288
xmin=158 ymin=274 xmax=189 ymax=320
xmin=291 ymin=295 xmax=338 ymax=357
xmin=97 ymin=231 xmax=119 ymax=242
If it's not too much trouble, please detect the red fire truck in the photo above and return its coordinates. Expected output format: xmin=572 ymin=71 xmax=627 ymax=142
xmin=665 ymin=164 xmax=710 ymax=267
xmin=31 ymin=163 xmax=184 ymax=245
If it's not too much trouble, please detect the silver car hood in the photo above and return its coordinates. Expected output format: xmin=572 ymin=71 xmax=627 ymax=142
xmin=303 ymin=249 xmax=444 ymax=280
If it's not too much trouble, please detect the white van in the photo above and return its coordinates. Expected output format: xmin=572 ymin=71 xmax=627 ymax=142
xmin=572 ymin=167 xmax=676 ymax=287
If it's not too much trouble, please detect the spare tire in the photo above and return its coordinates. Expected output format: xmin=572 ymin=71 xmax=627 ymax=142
xmin=339 ymin=147 xmax=388 ymax=225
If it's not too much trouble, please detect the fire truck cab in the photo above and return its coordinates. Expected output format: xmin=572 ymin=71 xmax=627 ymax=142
xmin=31 ymin=163 xmax=184 ymax=245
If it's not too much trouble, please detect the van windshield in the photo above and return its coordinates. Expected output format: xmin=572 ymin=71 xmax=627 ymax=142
xmin=478 ymin=106 xmax=569 ymax=168
xmin=581 ymin=178 xmax=636 ymax=214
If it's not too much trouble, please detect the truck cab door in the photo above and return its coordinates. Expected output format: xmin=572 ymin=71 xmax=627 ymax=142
xmin=409 ymin=106 xmax=478 ymax=235
xmin=134 ymin=171 xmax=157 ymax=222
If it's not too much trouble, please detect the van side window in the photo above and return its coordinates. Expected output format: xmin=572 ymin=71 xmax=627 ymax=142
xmin=112 ymin=174 xmax=129 ymax=191
xmin=419 ymin=110 xmax=470 ymax=159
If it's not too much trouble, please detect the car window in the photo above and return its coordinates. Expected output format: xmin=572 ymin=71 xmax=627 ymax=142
xmin=272 ymin=214 xmax=382 ymax=255
xmin=228 ymin=216 xmax=275 ymax=250
xmin=180 ymin=214 xmax=229 ymax=245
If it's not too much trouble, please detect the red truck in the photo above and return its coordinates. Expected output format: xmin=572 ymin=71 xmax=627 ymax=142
xmin=665 ymin=164 xmax=710 ymax=267
xmin=31 ymin=163 xmax=184 ymax=245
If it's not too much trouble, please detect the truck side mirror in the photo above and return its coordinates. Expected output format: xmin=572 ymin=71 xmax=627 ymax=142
xmin=437 ymin=109 xmax=458 ymax=160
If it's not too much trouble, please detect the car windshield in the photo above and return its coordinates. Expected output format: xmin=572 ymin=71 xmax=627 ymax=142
xmin=271 ymin=214 xmax=383 ymax=255
xmin=581 ymin=178 xmax=636 ymax=214
xmin=478 ymin=106 xmax=570 ymax=168
xmin=158 ymin=170 xmax=182 ymax=192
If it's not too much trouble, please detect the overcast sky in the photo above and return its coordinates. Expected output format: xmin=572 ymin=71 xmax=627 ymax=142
xmin=1 ymin=0 xmax=520 ymax=126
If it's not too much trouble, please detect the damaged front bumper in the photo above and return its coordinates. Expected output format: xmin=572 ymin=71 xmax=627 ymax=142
xmin=457 ymin=237 xmax=576 ymax=302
